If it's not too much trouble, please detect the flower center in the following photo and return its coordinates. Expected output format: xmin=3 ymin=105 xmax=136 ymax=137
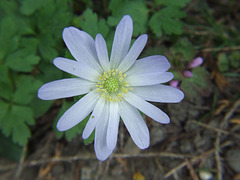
xmin=96 ymin=69 xmax=131 ymax=102
xmin=104 ymin=77 xmax=119 ymax=92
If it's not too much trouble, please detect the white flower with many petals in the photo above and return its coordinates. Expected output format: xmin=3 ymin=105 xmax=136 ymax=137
xmin=38 ymin=15 xmax=184 ymax=161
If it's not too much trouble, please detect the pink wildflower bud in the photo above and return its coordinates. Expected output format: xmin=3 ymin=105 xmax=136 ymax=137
xmin=184 ymin=70 xmax=193 ymax=77
xmin=170 ymin=80 xmax=180 ymax=88
xmin=189 ymin=57 xmax=203 ymax=68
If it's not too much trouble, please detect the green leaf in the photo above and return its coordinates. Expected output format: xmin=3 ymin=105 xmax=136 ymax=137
xmin=170 ymin=38 xmax=196 ymax=61
xmin=0 ymin=65 xmax=13 ymax=100
xmin=181 ymin=67 xmax=210 ymax=98
xmin=20 ymin=0 xmax=48 ymax=15
xmin=13 ymin=76 xmax=42 ymax=105
xmin=217 ymin=53 xmax=229 ymax=72
xmin=0 ymin=105 xmax=35 ymax=146
xmin=78 ymin=9 xmax=109 ymax=38
xmin=37 ymin=61 xmax=63 ymax=83
xmin=5 ymin=37 xmax=40 ymax=72
xmin=229 ymin=51 xmax=240 ymax=69
xmin=156 ymin=0 xmax=192 ymax=8
xmin=0 ymin=133 xmax=23 ymax=161
xmin=108 ymin=0 xmax=148 ymax=36
xmin=83 ymin=130 xmax=95 ymax=145
xmin=149 ymin=6 xmax=186 ymax=37
xmin=38 ymin=34 xmax=58 ymax=61
xmin=0 ymin=16 xmax=19 ymax=60
xmin=0 ymin=100 xmax=10 ymax=123
xmin=30 ymin=97 xmax=54 ymax=118
xmin=5 ymin=50 xmax=40 ymax=72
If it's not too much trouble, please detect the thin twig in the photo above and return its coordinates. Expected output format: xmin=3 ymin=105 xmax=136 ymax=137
xmin=15 ymin=144 xmax=28 ymax=178
xmin=191 ymin=120 xmax=229 ymax=135
xmin=199 ymin=46 xmax=240 ymax=53
xmin=215 ymin=134 xmax=222 ymax=180
xmin=164 ymin=140 xmax=234 ymax=179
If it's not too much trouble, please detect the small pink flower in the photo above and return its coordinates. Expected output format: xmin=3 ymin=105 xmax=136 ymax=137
xmin=170 ymin=80 xmax=180 ymax=88
xmin=184 ymin=70 xmax=193 ymax=77
xmin=189 ymin=57 xmax=203 ymax=68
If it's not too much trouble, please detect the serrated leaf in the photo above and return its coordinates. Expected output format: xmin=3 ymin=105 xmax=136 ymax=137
xmin=5 ymin=50 xmax=40 ymax=72
xmin=108 ymin=0 xmax=148 ymax=36
xmin=20 ymin=0 xmax=48 ymax=15
xmin=0 ymin=100 xmax=10 ymax=123
xmin=162 ymin=18 xmax=183 ymax=35
xmin=148 ymin=14 xmax=163 ymax=38
xmin=79 ymin=9 xmax=109 ymax=38
xmin=0 ymin=105 xmax=35 ymax=146
xmin=0 ymin=65 xmax=13 ymax=100
xmin=181 ymin=67 xmax=210 ymax=98
xmin=149 ymin=6 xmax=186 ymax=37
xmin=170 ymin=38 xmax=196 ymax=60
xmin=156 ymin=0 xmax=191 ymax=8
xmin=38 ymin=34 xmax=58 ymax=61
xmin=0 ymin=133 xmax=23 ymax=161
xmin=13 ymin=76 xmax=42 ymax=105
xmin=30 ymin=97 xmax=54 ymax=118
xmin=37 ymin=61 xmax=63 ymax=83
xmin=0 ymin=16 xmax=19 ymax=60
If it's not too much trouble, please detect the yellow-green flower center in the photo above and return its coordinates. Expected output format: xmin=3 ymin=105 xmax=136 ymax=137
xmin=104 ymin=77 xmax=119 ymax=92
xmin=96 ymin=69 xmax=131 ymax=102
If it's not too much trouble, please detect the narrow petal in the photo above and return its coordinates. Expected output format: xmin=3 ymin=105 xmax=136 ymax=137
xmin=95 ymin=34 xmax=110 ymax=71
xmin=119 ymin=101 xmax=149 ymax=149
xmin=126 ymin=72 xmax=174 ymax=86
xmin=131 ymin=85 xmax=184 ymax=103
xmin=53 ymin=57 xmax=100 ymax=82
xmin=118 ymin=34 xmax=148 ymax=73
xmin=82 ymin=97 xmax=105 ymax=139
xmin=63 ymin=27 xmax=102 ymax=71
xmin=110 ymin=15 xmax=133 ymax=69
xmin=38 ymin=78 xmax=96 ymax=100
xmin=106 ymin=101 xmax=120 ymax=150
xmin=57 ymin=90 xmax=99 ymax=131
xmin=126 ymin=55 xmax=171 ymax=76
xmin=124 ymin=92 xmax=170 ymax=124
xmin=94 ymin=102 xmax=113 ymax=161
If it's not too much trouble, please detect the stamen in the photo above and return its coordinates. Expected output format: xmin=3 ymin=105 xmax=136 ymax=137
xmin=96 ymin=69 xmax=131 ymax=102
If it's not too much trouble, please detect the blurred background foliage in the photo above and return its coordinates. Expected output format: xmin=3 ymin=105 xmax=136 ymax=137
xmin=0 ymin=0 xmax=239 ymax=161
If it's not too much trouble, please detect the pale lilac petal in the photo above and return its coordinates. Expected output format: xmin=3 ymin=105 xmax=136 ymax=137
xmin=119 ymin=101 xmax=149 ymax=149
xmin=126 ymin=55 xmax=171 ymax=76
xmin=118 ymin=34 xmax=148 ymax=72
xmin=94 ymin=102 xmax=113 ymax=161
xmin=131 ymin=85 xmax=184 ymax=103
xmin=184 ymin=70 xmax=193 ymax=77
xmin=82 ymin=97 xmax=105 ymax=139
xmin=126 ymin=72 xmax=174 ymax=86
xmin=53 ymin=57 xmax=100 ymax=82
xmin=189 ymin=57 xmax=203 ymax=68
xmin=106 ymin=102 xmax=120 ymax=150
xmin=95 ymin=34 xmax=110 ymax=72
xmin=124 ymin=92 xmax=170 ymax=124
xmin=57 ymin=90 xmax=99 ymax=131
xmin=110 ymin=15 xmax=133 ymax=69
xmin=170 ymin=80 xmax=179 ymax=88
xmin=63 ymin=27 xmax=102 ymax=71
xmin=38 ymin=78 xmax=96 ymax=100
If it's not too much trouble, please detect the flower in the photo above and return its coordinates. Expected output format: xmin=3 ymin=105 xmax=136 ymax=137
xmin=38 ymin=15 xmax=184 ymax=161
xmin=189 ymin=57 xmax=203 ymax=68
